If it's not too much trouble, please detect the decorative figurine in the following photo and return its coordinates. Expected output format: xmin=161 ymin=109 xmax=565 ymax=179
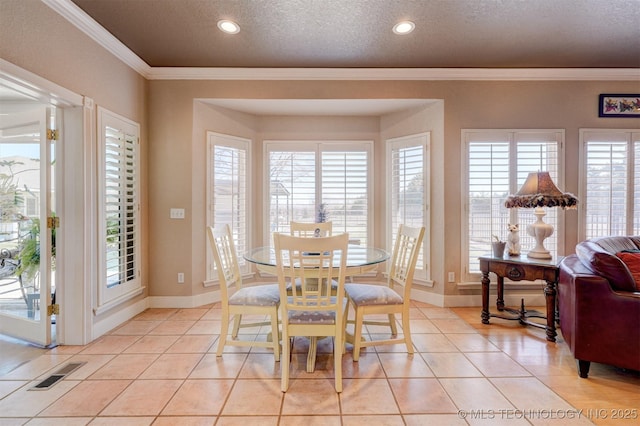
xmin=507 ymin=223 xmax=521 ymax=256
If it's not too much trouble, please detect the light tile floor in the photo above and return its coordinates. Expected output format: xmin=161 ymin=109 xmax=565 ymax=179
xmin=0 ymin=302 xmax=638 ymax=425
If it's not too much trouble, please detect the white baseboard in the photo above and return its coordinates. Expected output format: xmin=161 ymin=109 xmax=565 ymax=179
xmin=411 ymin=288 xmax=547 ymax=308
xmin=148 ymin=291 xmax=221 ymax=309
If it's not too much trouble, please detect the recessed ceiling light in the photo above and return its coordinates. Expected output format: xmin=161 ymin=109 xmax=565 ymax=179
xmin=393 ymin=21 xmax=415 ymax=35
xmin=217 ymin=20 xmax=240 ymax=34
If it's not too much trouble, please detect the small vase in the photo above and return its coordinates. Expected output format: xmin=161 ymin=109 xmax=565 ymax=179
xmin=492 ymin=241 xmax=506 ymax=258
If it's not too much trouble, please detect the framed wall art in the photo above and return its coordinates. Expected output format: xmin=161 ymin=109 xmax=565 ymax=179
xmin=599 ymin=94 xmax=640 ymax=117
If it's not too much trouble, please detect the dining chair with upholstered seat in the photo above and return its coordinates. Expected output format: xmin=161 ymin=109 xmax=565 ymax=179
xmin=344 ymin=224 xmax=425 ymax=361
xmin=273 ymin=231 xmax=349 ymax=392
xmin=207 ymin=225 xmax=281 ymax=361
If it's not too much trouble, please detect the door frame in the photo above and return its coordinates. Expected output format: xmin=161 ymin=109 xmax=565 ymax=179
xmin=1 ymin=59 xmax=91 ymax=345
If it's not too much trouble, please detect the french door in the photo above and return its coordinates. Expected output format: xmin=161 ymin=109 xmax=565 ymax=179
xmin=0 ymin=103 xmax=58 ymax=347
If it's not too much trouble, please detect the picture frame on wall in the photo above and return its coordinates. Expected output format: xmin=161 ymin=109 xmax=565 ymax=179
xmin=599 ymin=94 xmax=640 ymax=117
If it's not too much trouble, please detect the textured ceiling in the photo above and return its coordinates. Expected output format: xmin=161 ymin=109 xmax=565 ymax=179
xmin=70 ymin=0 xmax=640 ymax=69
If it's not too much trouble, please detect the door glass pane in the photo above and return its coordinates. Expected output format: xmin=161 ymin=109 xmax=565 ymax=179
xmin=0 ymin=121 xmax=43 ymax=319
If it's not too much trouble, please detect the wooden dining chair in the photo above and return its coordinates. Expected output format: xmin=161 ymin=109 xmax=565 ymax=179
xmin=289 ymin=221 xmax=336 ymax=293
xmin=344 ymin=224 xmax=425 ymax=361
xmin=290 ymin=221 xmax=333 ymax=237
xmin=273 ymin=231 xmax=349 ymax=392
xmin=207 ymin=225 xmax=281 ymax=361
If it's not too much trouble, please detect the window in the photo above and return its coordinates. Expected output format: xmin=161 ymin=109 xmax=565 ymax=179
xmin=463 ymin=130 xmax=564 ymax=280
xmin=97 ymin=107 xmax=140 ymax=307
xmin=580 ymin=129 xmax=640 ymax=238
xmin=386 ymin=133 xmax=430 ymax=280
xmin=207 ymin=132 xmax=250 ymax=278
xmin=265 ymin=141 xmax=372 ymax=247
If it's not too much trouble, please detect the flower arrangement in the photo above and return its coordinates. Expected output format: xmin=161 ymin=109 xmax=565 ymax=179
xmin=316 ymin=203 xmax=329 ymax=223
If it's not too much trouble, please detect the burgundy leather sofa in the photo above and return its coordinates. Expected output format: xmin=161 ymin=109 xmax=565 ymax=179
xmin=558 ymin=236 xmax=640 ymax=378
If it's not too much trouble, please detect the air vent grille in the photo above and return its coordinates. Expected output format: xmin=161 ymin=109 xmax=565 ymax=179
xmin=29 ymin=362 xmax=86 ymax=391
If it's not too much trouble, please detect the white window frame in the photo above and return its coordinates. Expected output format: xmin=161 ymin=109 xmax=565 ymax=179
xmin=96 ymin=107 xmax=141 ymax=311
xmin=263 ymin=140 xmax=374 ymax=246
xmin=386 ymin=132 xmax=430 ymax=282
xmin=579 ymin=129 xmax=640 ymax=240
xmin=462 ymin=129 xmax=566 ymax=282
xmin=206 ymin=132 xmax=251 ymax=280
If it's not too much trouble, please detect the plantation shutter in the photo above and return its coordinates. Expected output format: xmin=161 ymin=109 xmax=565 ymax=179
xmin=635 ymin=136 xmax=640 ymax=235
xmin=104 ymin=124 xmax=138 ymax=288
xmin=514 ymin=134 xmax=561 ymax=259
xmin=464 ymin=130 xmax=563 ymax=275
xmin=209 ymin=134 xmax=249 ymax=269
xmin=467 ymin=139 xmax=510 ymax=273
xmin=583 ymin=130 xmax=640 ymax=238
xmin=321 ymin=150 xmax=369 ymax=246
xmin=268 ymin=150 xmax=316 ymax=234
xmin=388 ymin=134 xmax=428 ymax=276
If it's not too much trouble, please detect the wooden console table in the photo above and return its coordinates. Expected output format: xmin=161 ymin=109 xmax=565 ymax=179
xmin=479 ymin=254 xmax=561 ymax=342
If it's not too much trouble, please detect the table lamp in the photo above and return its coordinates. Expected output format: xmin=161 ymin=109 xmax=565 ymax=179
xmin=504 ymin=171 xmax=578 ymax=259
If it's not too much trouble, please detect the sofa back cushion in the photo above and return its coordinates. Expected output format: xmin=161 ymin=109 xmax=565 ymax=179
xmin=576 ymin=237 xmax=640 ymax=292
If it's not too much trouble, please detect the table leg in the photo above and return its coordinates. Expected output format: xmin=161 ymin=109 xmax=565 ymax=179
xmin=306 ymin=336 xmax=317 ymax=372
xmin=481 ymin=271 xmax=490 ymax=324
xmin=496 ymin=276 xmax=505 ymax=311
xmin=544 ymin=279 xmax=557 ymax=342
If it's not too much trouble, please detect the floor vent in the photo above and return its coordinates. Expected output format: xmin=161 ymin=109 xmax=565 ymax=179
xmin=29 ymin=362 xmax=86 ymax=391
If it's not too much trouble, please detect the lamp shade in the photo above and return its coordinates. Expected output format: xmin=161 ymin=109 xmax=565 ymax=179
xmin=503 ymin=171 xmax=578 ymax=259
xmin=504 ymin=171 xmax=578 ymax=209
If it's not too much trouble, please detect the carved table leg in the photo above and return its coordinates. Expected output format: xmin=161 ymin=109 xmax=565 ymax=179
xmin=496 ymin=276 xmax=505 ymax=311
xmin=544 ymin=279 xmax=557 ymax=342
xmin=481 ymin=271 xmax=490 ymax=324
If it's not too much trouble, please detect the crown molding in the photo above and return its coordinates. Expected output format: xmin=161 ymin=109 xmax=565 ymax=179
xmin=147 ymin=67 xmax=640 ymax=81
xmin=46 ymin=0 xmax=640 ymax=82
xmin=43 ymin=0 xmax=151 ymax=77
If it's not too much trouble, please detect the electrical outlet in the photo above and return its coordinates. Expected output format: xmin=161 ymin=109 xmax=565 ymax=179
xmin=448 ymin=272 xmax=455 ymax=283
xmin=177 ymin=272 xmax=184 ymax=283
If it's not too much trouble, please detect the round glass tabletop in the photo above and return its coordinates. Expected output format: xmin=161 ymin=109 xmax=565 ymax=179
xmin=244 ymin=245 xmax=390 ymax=268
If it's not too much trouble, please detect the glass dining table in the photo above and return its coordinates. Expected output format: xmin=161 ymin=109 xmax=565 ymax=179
xmin=243 ymin=244 xmax=390 ymax=372
xmin=244 ymin=244 xmax=390 ymax=277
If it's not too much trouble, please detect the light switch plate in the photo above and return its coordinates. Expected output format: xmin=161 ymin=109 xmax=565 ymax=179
xmin=170 ymin=208 xmax=185 ymax=219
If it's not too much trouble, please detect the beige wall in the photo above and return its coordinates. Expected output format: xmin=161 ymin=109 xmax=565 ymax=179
xmin=1 ymin=1 xmax=149 ymax=330
xmin=150 ymin=79 xmax=639 ymax=302
xmin=3 ymin=1 xmax=640 ymax=314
